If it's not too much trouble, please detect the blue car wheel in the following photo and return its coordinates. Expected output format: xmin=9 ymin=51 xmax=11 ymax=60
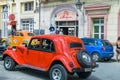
xmin=92 ymin=53 xmax=100 ymax=61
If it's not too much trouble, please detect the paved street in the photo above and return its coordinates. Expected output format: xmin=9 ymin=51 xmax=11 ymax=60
xmin=0 ymin=59 xmax=120 ymax=80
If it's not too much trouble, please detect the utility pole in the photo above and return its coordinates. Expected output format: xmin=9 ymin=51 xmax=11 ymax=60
xmin=39 ymin=0 xmax=41 ymax=34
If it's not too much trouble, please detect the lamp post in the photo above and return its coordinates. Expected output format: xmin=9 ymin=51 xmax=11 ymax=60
xmin=76 ymin=0 xmax=85 ymax=37
xmin=39 ymin=0 xmax=41 ymax=34
xmin=49 ymin=24 xmax=55 ymax=34
xmin=76 ymin=0 xmax=82 ymax=10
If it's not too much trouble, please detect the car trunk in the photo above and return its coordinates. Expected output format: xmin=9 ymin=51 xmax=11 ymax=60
xmin=102 ymin=40 xmax=113 ymax=52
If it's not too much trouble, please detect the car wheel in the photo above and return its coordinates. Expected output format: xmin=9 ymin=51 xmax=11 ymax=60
xmin=77 ymin=50 xmax=92 ymax=68
xmin=77 ymin=72 xmax=92 ymax=79
xmin=4 ymin=56 xmax=16 ymax=71
xmin=49 ymin=64 xmax=67 ymax=80
xmin=92 ymin=53 xmax=100 ymax=61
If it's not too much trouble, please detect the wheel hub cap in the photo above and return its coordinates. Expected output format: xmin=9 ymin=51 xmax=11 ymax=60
xmin=5 ymin=59 xmax=11 ymax=68
xmin=52 ymin=69 xmax=62 ymax=80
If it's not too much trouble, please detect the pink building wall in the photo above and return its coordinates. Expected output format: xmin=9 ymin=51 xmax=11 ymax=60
xmin=84 ymin=3 xmax=110 ymax=39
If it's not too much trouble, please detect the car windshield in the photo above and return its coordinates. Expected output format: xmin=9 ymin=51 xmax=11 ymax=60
xmin=102 ymin=40 xmax=112 ymax=46
xmin=81 ymin=39 xmax=97 ymax=46
xmin=70 ymin=42 xmax=82 ymax=48
xmin=28 ymin=33 xmax=35 ymax=36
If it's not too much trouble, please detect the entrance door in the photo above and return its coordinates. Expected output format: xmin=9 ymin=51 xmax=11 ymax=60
xmin=68 ymin=27 xmax=75 ymax=36
xmin=59 ymin=27 xmax=76 ymax=36
xmin=60 ymin=27 xmax=68 ymax=35
xmin=56 ymin=21 xmax=78 ymax=36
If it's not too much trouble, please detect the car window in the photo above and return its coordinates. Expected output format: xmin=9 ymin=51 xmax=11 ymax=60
xmin=15 ymin=32 xmax=19 ymax=36
xmin=28 ymin=38 xmax=41 ymax=50
xmin=70 ymin=42 xmax=82 ymax=48
xmin=102 ymin=40 xmax=112 ymax=46
xmin=86 ymin=39 xmax=97 ymax=46
xmin=20 ymin=33 xmax=24 ymax=36
xmin=28 ymin=33 xmax=34 ymax=36
xmin=81 ymin=39 xmax=88 ymax=45
xmin=41 ymin=39 xmax=55 ymax=52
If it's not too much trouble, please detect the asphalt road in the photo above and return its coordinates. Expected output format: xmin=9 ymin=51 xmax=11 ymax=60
xmin=0 ymin=59 xmax=120 ymax=80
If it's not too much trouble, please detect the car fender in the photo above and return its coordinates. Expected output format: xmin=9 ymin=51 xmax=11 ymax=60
xmin=48 ymin=55 xmax=73 ymax=73
xmin=3 ymin=50 xmax=25 ymax=65
xmin=91 ymin=51 xmax=101 ymax=55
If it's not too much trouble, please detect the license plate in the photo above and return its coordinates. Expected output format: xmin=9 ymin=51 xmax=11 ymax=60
xmin=85 ymin=68 xmax=92 ymax=72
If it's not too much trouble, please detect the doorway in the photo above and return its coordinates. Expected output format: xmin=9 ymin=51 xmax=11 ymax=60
xmin=56 ymin=21 xmax=78 ymax=36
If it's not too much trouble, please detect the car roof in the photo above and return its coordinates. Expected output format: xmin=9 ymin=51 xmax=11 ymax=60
xmin=81 ymin=37 xmax=111 ymax=42
xmin=17 ymin=31 xmax=34 ymax=35
xmin=17 ymin=31 xmax=32 ymax=33
xmin=81 ymin=37 xmax=102 ymax=40
xmin=32 ymin=34 xmax=81 ymax=42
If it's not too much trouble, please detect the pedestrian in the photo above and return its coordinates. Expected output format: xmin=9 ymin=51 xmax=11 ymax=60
xmin=55 ymin=27 xmax=59 ymax=34
xmin=59 ymin=29 xmax=63 ymax=35
xmin=116 ymin=36 xmax=120 ymax=62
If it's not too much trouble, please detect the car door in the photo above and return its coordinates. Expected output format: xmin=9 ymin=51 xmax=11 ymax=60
xmin=24 ymin=38 xmax=42 ymax=67
xmin=9 ymin=32 xmax=20 ymax=46
xmin=84 ymin=39 xmax=97 ymax=54
xmin=38 ymin=39 xmax=55 ymax=69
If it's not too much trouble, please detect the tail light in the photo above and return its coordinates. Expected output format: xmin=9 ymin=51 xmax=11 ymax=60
xmin=92 ymin=60 xmax=96 ymax=66
xmin=69 ymin=62 xmax=74 ymax=68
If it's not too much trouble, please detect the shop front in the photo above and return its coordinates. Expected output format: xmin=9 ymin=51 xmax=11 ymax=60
xmin=55 ymin=9 xmax=78 ymax=36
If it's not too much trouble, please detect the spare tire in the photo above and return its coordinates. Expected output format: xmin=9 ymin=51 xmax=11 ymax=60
xmin=77 ymin=50 xmax=92 ymax=68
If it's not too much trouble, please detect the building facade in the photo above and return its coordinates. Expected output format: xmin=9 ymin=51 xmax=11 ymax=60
xmin=0 ymin=0 xmax=120 ymax=42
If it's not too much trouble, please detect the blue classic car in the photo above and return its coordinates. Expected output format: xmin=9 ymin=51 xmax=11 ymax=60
xmin=81 ymin=38 xmax=114 ymax=61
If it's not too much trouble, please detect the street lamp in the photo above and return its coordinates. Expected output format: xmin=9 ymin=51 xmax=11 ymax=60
xmin=49 ymin=24 xmax=55 ymax=34
xmin=75 ymin=0 xmax=82 ymax=10
xmin=39 ymin=0 xmax=41 ymax=34
xmin=75 ymin=0 xmax=85 ymax=37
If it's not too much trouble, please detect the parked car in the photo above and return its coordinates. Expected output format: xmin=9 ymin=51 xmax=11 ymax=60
xmin=2 ymin=35 xmax=98 ymax=80
xmin=0 ymin=46 xmax=6 ymax=59
xmin=81 ymin=37 xmax=114 ymax=61
xmin=8 ymin=31 xmax=35 ymax=47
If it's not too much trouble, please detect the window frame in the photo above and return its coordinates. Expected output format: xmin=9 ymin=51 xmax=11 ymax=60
xmin=93 ymin=18 xmax=104 ymax=39
xmin=24 ymin=2 xmax=33 ymax=11
xmin=28 ymin=38 xmax=41 ymax=50
xmin=41 ymin=38 xmax=55 ymax=52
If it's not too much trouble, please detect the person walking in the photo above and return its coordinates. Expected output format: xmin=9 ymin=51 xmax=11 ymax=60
xmin=55 ymin=27 xmax=59 ymax=34
xmin=116 ymin=37 xmax=120 ymax=62
xmin=59 ymin=29 xmax=64 ymax=35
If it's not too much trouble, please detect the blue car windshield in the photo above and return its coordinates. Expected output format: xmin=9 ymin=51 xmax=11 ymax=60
xmin=81 ymin=39 xmax=97 ymax=46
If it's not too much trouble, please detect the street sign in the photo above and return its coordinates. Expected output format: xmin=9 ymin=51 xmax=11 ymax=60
xmin=9 ymin=14 xmax=15 ymax=21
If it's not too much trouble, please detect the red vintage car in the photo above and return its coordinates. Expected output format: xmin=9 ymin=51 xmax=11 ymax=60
xmin=2 ymin=34 xmax=98 ymax=80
